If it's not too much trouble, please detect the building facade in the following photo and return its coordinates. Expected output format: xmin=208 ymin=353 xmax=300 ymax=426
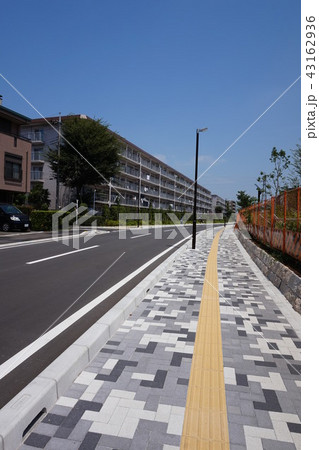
xmin=211 ymin=194 xmax=226 ymax=214
xmin=99 ymin=133 xmax=212 ymax=213
xmin=225 ymin=199 xmax=237 ymax=213
xmin=21 ymin=115 xmax=213 ymax=213
xmin=20 ymin=115 xmax=86 ymax=208
xmin=0 ymin=101 xmax=32 ymax=203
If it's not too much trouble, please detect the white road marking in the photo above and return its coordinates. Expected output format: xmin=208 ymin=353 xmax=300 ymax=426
xmin=0 ymin=232 xmax=87 ymax=250
xmin=0 ymin=231 xmax=44 ymax=238
xmin=131 ymin=233 xmax=152 ymax=239
xmin=26 ymin=245 xmax=99 ymax=265
xmin=0 ymin=234 xmax=192 ymax=379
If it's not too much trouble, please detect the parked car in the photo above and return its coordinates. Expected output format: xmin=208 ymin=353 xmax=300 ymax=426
xmin=0 ymin=204 xmax=30 ymax=232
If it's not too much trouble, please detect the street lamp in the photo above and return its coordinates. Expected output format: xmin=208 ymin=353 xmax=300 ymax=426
xmin=93 ymin=189 xmax=96 ymax=212
xmin=55 ymin=113 xmax=62 ymax=209
xmin=192 ymin=127 xmax=208 ymax=249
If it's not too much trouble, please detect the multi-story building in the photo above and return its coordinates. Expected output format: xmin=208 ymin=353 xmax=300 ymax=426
xmin=20 ymin=114 xmax=86 ymax=208
xmin=0 ymin=99 xmax=32 ymax=203
xmin=20 ymin=115 xmax=212 ymax=213
xmin=100 ymin=133 xmax=212 ymax=213
xmin=211 ymin=194 xmax=226 ymax=214
xmin=225 ymin=199 xmax=237 ymax=213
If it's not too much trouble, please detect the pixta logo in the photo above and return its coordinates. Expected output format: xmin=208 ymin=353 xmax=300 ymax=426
xmin=52 ymin=202 xmax=98 ymax=249
xmin=118 ymin=212 xmax=238 ymax=239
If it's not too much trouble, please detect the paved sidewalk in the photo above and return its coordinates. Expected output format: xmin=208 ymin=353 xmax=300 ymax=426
xmin=20 ymin=226 xmax=301 ymax=450
xmin=219 ymin=227 xmax=301 ymax=450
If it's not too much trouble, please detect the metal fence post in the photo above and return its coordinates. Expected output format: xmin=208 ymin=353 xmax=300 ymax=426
xmin=283 ymin=191 xmax=287 ymax=254
xmin=297 ymin=187 xmax=300 ymax=231
xmin=263 ymin=200 xmax=266 ymax=244
xmin=270 ymin=197 xmax=274 ymax=247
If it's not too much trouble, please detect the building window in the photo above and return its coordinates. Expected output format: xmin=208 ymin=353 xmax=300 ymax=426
xmin=31 ymin=166 xmax=43 ymax=181
xmin=4 ymin=153 xmax=23 ymax=182
xmin=31 ymin=148 xmax=44 ymax=161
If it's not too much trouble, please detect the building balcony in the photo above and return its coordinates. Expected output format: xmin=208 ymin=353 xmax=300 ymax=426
xmin=31 ymin=171 xmax=44 ymax=182
xmin=27 ymin=131 xmax=44 ymax=142
xmin=31 ymin=152 xmax=45 ymax=163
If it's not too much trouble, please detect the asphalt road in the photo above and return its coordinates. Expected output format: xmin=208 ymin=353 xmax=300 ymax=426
xmin=0 ymin=224 xmax=217 ymax=407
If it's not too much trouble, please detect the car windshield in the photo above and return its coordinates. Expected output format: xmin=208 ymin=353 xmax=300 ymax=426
xmin=1 ymin=205 xmax=22 ymax=215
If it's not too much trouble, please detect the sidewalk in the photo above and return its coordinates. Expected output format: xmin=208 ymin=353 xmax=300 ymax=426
xmin=20 ymin=226 xmax=301 ymax=450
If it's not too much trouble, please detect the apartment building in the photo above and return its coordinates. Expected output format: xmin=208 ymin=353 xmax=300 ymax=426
xmin=101 ymin=133 xmax=212 ymax=213
xmin=211 ymin=194 xmax=226 ymax=214
xmin=0 ymin=100 xmax=32 ymax=203
xmin=20 ymin=115 xmax=212 ymax=213
xmin=225 ymin=199 xmax=237 ymax=213
xmin=20 ymin=115 xmax=86 ymax=207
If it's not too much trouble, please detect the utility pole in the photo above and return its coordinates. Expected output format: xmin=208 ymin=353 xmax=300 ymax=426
xmin=55 ymin=113 xmax=62 ymax=209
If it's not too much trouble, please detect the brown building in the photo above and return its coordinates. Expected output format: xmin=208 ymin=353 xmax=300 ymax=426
xmin=0 ymin=99 xmax=32 ymax=203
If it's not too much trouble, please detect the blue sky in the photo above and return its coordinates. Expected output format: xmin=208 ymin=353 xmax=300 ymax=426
xmin=1 ymin=0 xmax=300 ymax=200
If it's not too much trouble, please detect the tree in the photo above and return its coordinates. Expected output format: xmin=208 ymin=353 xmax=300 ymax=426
xmin=256 ymin=171 xmax=272 ymax=201
xmin=48 ymin=116 xmax=121 ymax=201
xmin=268 ymin=147 xmax=290 ymax=196
xmin=288 ymin=144 xmax=301 ymax=188
xmin=236 ymin=190 xmax=257 ymax=209
xmin=215 ymin=205 xmax=223 ymax=214
xmin=224 ymin=202 xmax=233 ymax=220
xmin=28 ymin=183 xmax=50 ymax=210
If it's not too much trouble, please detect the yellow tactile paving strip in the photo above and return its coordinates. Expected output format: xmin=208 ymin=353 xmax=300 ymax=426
xmin=180 ymin=230 xmax=230 ymax=449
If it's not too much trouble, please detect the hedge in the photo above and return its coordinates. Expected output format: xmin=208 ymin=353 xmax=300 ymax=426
xmin=30 ymin=210 xmax=105 ymax=231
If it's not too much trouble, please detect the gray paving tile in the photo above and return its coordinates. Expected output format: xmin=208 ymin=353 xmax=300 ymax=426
xmin=20 ymin=227 xmax=300 ymax=450
xmin=219 ymin=227 xmax=300 ymax=450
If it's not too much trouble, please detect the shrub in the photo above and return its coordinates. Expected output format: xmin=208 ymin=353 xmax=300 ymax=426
xmin=80 ymin=215 xmax=105 ymax=226
xmin=30 ymin=210 xmax=59 ymax=231
xmin=30 ymin=210 xmax=106 ymax=231
xmin=105 ymin=220 xmax=119 ymax=226
xmin=15 ymin=204 xmax=34 ymax=216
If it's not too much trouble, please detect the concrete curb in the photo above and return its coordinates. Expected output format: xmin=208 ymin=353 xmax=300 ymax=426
xmin=0 ymin=232 xmax=204 ymax=450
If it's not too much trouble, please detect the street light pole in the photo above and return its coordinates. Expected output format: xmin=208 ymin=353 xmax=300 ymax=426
xmin=55 ymin=113 xmax=62 ymax=210
xmin=93 ymin=189 xmax=96 ymax=212
xmin=192 ymin=127 xmax=207 ymax=249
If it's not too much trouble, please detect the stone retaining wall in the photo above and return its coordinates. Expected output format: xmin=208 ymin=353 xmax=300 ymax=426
xmin=235 ymin=229 xmax=301 ymax=314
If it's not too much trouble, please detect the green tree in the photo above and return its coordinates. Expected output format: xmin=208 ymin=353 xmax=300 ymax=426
xmin=215 ymin=205 xmax=223 ymax=214
xmin=236 ymin=190 xmax=257 ymax=209
xmin=28 ymin=183 xmax=50 ymax=210
xmin=256 ymin=171 xmax=272 ymax=201
xmin=48 ymin=116 xmax=121 ymax=202
xmin=288 ymin=144 xmax=301 ymax=188
xmin=268 ymin=147 xmax=290 ymax=196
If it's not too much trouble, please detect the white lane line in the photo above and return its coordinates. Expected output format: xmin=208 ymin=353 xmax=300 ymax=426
xmin=130 ymin=233 xmax=152 ymax=239
xmin=26 ymin=245 xmax=99 ymax=265
xmin=0 ymin=232 xmax=87 ymax=250
xmin=0 ymin=231 xmax=44 ymax=238
xmin=0 ymin=233 xmax=192 ymax=379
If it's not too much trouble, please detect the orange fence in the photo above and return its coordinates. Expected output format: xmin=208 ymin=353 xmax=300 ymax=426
xmin=237 ymin=187 xmax=301 ymax=261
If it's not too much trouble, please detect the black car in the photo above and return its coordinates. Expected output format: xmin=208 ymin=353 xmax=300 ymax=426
xmin=0 ymin=204 xmax=30 ymax=232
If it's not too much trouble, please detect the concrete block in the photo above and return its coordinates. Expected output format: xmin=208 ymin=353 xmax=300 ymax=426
xmin=267 ymin=271 xmax=281 ymax=289
xmin=0 ymin=377 xmax=57 ymax=450
xmin=40 ymin=345 xmax=89 ymax=398
xmin=74 ymin=323 xmax=110 ymax=360
xmin=97 ymin=307 xmax=125 ymax=336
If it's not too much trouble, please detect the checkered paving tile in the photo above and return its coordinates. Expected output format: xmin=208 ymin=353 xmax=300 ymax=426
xmin=20 ymin=226 xmax=301 ymax=449
xmin=219 ymin=227 xmax=301 ymax=450
xmin=21 ymin=229 xmax=215 ymax=450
